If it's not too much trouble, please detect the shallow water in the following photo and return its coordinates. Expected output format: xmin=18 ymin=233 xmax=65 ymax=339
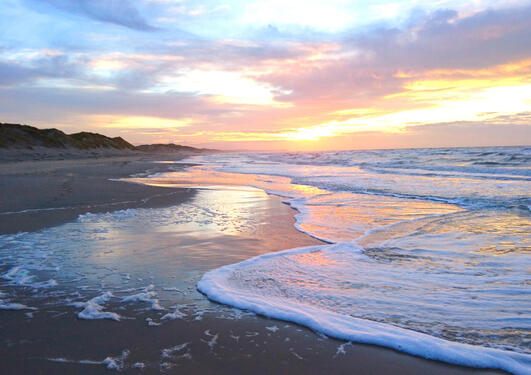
xmin=0 ymin=186 xmax=332 ymax=373
xmin=162 ymin=147 xmax=531 ymax=374
xmin=0 ymin=187 xmax=304 ymax=321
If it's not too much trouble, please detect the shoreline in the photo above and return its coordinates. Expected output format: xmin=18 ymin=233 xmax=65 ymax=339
xmin=199 ymin=243 xmax=524 ymax=375
xmin=0 ymin=155 xmax=196 ymax=234
xmin=0 ymin=156 xmax=508 ymax=374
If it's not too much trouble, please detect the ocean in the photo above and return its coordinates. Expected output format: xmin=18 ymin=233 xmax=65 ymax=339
xmin=189 ymin=146 xmax=530 ymax=374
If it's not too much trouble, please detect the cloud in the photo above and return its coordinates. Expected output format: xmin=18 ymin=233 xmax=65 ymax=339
xmin=398 ymin=116 xmax=531 ymax=147
xmin=256 ymin=4 xmax=531 ymax=105
xmin=2 ymin=1 xmax=530 ymax=149
xmin=26 ymin=0 xmax=157 ymax=31
xmin=0 ymin=61 xmax=36 ymax=86
xmin=0 ymin=53 xmax=86 ymax=87
xmin=0 ymin=85 xmax=229 ymax=121
xmin=348 ymin=4 xmax=531 ymax=71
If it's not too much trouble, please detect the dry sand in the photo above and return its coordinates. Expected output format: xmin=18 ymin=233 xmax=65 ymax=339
xmin=0 ymin=156 xmax=506 ymax=374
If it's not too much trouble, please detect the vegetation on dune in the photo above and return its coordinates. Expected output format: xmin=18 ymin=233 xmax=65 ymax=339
xmin=0 ymin=123 xmax=214 ymax=153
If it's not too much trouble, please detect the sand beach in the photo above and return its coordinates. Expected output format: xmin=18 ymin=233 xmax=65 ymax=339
xmin=0 ymin=155 xmax=510 ymax=374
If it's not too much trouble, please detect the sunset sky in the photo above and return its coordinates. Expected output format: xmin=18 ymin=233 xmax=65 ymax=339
xmin=1 ymin=0 xmax=530 ymax=150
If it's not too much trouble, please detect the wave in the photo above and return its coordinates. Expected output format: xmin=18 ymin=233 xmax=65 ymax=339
xmin=288 ymin=178 xmax=531 ymax=212
xmin=187 ymin=147 xmax=531 ymax=373
xmin=198 ymin=147 xmax=531 ymax=212
xmin=251 ymin=146 xmax=531 ymax=178
xmin=198 ymin=244 xmax=531 ymax=375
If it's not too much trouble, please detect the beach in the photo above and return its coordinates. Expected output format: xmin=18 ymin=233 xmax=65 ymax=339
xmin=3 ymin=0 xmax=530 ymax=372
xmin=0 ymin=155 xmax=197 ymax=234
xmin=0 ymin=154 xmax=512 ymax=374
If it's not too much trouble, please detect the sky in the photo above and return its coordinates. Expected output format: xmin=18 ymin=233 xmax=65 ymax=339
xmin=0 ymin=0 xmax=530 ymax=151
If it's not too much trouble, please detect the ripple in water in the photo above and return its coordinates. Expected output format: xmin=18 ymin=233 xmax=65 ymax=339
xmin=191 ymin=147 xmax=531 ymax=374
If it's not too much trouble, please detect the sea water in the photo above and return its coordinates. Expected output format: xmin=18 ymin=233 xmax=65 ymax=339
xmin=184 ymin=146 xmax=531 ymax=374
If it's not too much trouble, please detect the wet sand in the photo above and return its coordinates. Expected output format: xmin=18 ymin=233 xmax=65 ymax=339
xmin=0 ymin=306 xmax=508 ymax=375
xmin=0 ymin=157 xmax=506 ymax=374
xmin=0 ymin=155 xmax=195 ymax=234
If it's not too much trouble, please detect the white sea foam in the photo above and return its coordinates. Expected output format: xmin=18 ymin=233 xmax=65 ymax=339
xmin=73 ymin=292 xmax=121 ymax=321
xmin=198 ymin=244 xmax=531 ymax=375
xmin=46 ymin=357 xmax=102 ymax=365
xmin=161 ymin=306 xmax=187 ymax=320
xmin=202 ymin=330 xmax=218 ymax=350
xmin=121 ymin=284 xmax=164 ymax=311
xmin=45 ymin=350 xmax=131 ymax=370
xmin=0 ymin=301 xmax=33 ymax=310
xmin=2 ymin=266 xmax=58 ymax=290
xmin=161 ymin=343 xmax=190 ymax=359
xmin=334 ymin=341 xmax=352 ymax=357
xmin=103 ymin=350 xmax=130 ymax=371
xmin=265 ymin=325 xmax=279 ymax=333
xmin=162 ymin=287 xmax=183 ymax=293
xmin=2 ymin=266 xmax=35 ymax=286
xmin=0 ymin=290 xmax=32 ymax=310
xmin=32 ymin=279 xmax=58 ymax=288
xmin=146 ymin=317 xmax=161 ymax=326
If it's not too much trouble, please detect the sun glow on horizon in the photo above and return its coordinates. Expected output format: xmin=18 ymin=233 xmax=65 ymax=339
xmin=76 ymin=73 xmax=530 ymax=147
